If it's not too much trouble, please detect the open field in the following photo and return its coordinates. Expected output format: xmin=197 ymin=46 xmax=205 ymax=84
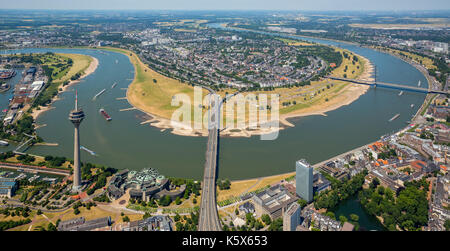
xmin=217 ymin=172 xmax=295 ymax=202
xmin=374 ymin=46 xmax=437 ymax=70
xmin=53 ymin=53 xmax=92 ymax=83
xmin=349 ymin=23 xmax=450 ymax=30
xmin=277 ymin=38 xmax=314 ymax=46
xmin=3 ymin=205 xmax=143 ymax=231
xmin=29 ymin=52 xmax=97 ymax=120
xmin=101 ymin=47 xmax=202 ymax=120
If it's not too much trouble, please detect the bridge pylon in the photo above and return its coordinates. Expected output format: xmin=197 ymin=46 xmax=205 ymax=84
xmin=374 ymin=65 xmax=377 ymax=89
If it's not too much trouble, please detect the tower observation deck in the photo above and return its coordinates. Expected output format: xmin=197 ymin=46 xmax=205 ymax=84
xmin=69 ymin=91 xmax=85 ymax=192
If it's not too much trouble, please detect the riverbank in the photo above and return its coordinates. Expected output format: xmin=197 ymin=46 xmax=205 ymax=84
xmin=280 ymin=56 xmax=373 ymax=127
xmin=104 ymin=44 xmax=373 ymax=138
xmin=366 ymin=45 xmax=436 ymax=122
xmin=220 ymin=23 xmax=361 ymax=46
xmin=30 ymin=55 xmax=99 ymax=120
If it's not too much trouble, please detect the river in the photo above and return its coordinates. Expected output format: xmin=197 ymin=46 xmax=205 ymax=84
xmin=0 ymin=27 xmax=428 ymax=180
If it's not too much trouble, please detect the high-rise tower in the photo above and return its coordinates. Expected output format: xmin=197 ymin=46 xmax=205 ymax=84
xmin=69 ymin=90 xmax=85 ymax=192
xmin=296 ymin=159 xmax=313 ymax=203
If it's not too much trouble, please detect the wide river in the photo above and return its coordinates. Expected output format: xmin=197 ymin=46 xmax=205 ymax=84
xmin=1 ymin=27 xmax=427 ymax=180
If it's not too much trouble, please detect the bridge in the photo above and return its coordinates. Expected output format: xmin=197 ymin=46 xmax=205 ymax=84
xmin=14 ymin=133 xmax=36 ymax=154
xmin=198 ymin=88 xmax=222 ymax=231
xmin=328 ymin=76 xmax=449 ymax=95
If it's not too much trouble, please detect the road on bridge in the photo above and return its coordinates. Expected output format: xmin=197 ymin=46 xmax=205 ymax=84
xmin=328 ymin=76 xmax=449 ymax=95
xmin=198 ymin=88 xmax=222 ymax=231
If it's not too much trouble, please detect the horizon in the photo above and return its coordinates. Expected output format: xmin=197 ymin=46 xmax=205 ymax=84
xmin=2 ymin=9 xmax=450 ymax=12
xmin=1 ymin=0 xmax=450 ymax=11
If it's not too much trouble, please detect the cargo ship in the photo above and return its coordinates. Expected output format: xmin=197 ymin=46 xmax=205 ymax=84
xmin=81 ymin=146 xmax=97 ymax=156
xmin=389 ymin=113 xmax=400 ymax=122
xmin=93 ymin=89 xmax=106 ymax=100
xmin=0 ymin=69 xmax=16 ymax=80
xmin=99 ymin=108 xmax=112 ymax=121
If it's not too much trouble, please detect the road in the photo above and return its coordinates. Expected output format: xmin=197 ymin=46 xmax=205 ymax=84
xmin=198 ymin=88 xmax=222 ymax=231
xmin=0 ymin=162 xmax=71 ymax=176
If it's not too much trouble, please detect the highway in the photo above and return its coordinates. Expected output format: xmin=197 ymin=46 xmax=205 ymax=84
xmin=198 ymin=89 xmax=222 ymax=231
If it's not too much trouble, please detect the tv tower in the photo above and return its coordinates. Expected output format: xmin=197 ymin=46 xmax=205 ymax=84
xmin=69 ymin=90 xmax=85 ymax=192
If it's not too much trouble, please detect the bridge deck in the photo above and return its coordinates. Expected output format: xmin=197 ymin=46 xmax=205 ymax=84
xmin=328 ymin=77 xmax=449 ymax=95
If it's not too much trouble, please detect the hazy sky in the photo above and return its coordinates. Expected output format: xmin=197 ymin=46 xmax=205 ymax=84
xmin=2 ymin=0 xmax=450 ymax=11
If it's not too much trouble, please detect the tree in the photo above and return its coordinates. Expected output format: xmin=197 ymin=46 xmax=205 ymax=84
xmin=326 ymin=211 xmax=336 ymax=220
xmin=159 ymin=195 xmax=172 ymax=207
xmin=268 ymin=218 xmax=283 ymax=231
xmin=350 ymin=214 xmax=359 ymax=223
xmin=297 ymin=199 xmax=307 ymax=208
xmin=218 ymin=179 xmax=231 ymax=190
xmin=122 ymin=216 xmax=130 ymax=222
xmin=261 ymin=214 xmax=271 ymax=225
xmin=47 ymin=223 xmax=57 ymax=231
xmin=445 ymin=219 xmax=450 ymax=231
xmin=370 ymin=178 xmax=380 ymax=190
xmin=339 ymin=215 xmax=348 ymax=223
xmin=254 ymin=220 xmax=264 ymax=230
xmin=175 ymin=222 xmax=184 ymax=231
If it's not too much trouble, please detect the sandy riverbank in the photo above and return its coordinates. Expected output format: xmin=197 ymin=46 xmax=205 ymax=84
xmin=30 ymin=56 xmax=99 ymax=120
xmin=122 ymin=45 xmax=373 ymax=138
xmin=279 ymin=56 xmax=373 ymax=127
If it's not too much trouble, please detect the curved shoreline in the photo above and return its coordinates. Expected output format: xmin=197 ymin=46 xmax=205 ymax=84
xmin=123 ymin=47 xmax=373 ymax=138
xmin=31 ymin=55 xmax=99 ymax=120
xmin=279 ymin=55 xmax=373 ymax=127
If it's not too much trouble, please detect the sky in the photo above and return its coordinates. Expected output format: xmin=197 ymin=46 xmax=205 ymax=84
xmin=2 ymin=0 xmax=450 ymax=11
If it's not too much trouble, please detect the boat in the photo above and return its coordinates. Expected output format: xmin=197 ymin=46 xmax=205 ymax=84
xmin=99 ymin=108 xmax=112 ymax=121
xmin=398 ymin=91 xmax=404 ymax=96
xmin=42 ymin=177 xmax=57 ymax=184
xmin=111 ymin=82 xmax=117 ymax=89
xmin=115 ymin=59 xmax=119 ymax=64
xmin=410 ymin=104 xmax=415 ymax=108
xmin=389 ymin=114 xmax=400 ymax=122
xmin=93 ymin=89 xmax=106 ymax=100
xmin=81 ymin=146 xmax=97 ymax=156
xmin=14 ymin=173 xmax=27 ymax=181
xmin=0 ymin=69 xmax=16 ymax=80
xmin=418 ymin=80 xmax=421 ymax=87
xmin=28 ymin=174 xmax=40 ymax=182
xmin=0 ymin=140 xmax=8 ymax=146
